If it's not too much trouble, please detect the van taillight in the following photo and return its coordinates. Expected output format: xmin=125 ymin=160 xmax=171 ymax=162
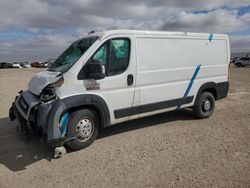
xmin=228 ymin=63 xmax=230 ymax=80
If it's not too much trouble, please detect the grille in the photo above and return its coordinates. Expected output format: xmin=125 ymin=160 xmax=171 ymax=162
xmin=18 ymin=95 xmax=29 ymax=114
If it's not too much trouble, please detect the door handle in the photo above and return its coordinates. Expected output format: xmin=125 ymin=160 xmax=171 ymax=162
xmin=127 ymin=74 xmax=134 ymax=86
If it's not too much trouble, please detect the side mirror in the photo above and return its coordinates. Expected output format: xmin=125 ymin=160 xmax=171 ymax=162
xmin=78 ymin=62 xmax=106 ymax=80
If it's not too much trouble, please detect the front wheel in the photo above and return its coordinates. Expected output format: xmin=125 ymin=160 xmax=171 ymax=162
xmin=193 ymin=92 xmax=215 ymax=119
xmin=66 ymin=109 xmax=99 ymax=151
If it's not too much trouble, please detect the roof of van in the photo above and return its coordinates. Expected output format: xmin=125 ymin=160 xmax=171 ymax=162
xmin=88 ymin=29 xmax=228 ymax=40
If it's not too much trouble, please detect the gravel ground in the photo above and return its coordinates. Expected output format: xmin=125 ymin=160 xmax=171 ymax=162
xmin=0 ymin=67 xmax=249 ymax=188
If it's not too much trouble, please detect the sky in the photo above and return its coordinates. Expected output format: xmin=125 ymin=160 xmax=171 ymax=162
xmin=0 ymin=0 xmax=250 ymax=61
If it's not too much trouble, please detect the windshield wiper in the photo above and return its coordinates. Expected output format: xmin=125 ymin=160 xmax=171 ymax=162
xmin=47 ymin=68 xmax=57 ymax=72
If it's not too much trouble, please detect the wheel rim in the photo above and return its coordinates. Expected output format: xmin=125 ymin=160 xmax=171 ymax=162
xmin=75 ymin=118 xmax=94 ymax=142
xmin=202 ymin=98 xmax=212 ymax=113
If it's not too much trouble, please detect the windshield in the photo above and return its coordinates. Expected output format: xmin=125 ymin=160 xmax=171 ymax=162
xmin=48 ymin=36 xmax=99 ymax=73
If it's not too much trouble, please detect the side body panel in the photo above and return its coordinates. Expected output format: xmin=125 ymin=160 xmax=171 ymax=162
xmin=135 ymin=34 xmax=229 ymax=118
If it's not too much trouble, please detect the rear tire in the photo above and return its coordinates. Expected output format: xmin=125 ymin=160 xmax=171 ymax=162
xmin=193 ymin=92 xmax=215 ymax=119
xmin=66 ymin=109 xmax=99 ymax=151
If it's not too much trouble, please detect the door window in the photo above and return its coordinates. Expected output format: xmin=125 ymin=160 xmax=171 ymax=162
xmin=89 ymin=38 xmax=130 ymax=76
xmin=92 ymin=43 xmax=108 ymax=65
xmin=108 ymin=39 xmax=130 ymax=76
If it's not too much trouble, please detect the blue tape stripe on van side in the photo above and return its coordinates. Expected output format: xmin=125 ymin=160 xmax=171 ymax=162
xmin=177 ymin=64 xmax=201 ymax=109
xmin=183 ymin=64 xmax=201 ymax=97
xmin=208 ymin=33 xmax=213 ymax=41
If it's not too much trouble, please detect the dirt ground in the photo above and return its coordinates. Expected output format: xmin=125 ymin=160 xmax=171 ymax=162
xmin=0 ymin=67 xmax=249 ymax=188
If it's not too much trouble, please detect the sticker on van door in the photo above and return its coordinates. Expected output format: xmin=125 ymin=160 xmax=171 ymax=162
xmin=86 ymin=84 xmax=100 ymax=91
xmin=84 ymin=80 xmax=100 ymax=91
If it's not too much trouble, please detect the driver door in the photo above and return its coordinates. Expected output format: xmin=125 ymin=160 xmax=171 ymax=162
xmin=84 ymin=36 xmax=138 ymax=124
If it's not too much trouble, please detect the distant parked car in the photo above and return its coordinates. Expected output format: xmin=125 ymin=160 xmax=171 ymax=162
xmin=230 ymin=57 xmax=237 ymax=64
xmin=31 ymin=62 xmax=42 ymax=68
xmin=235 ymin=56 xmax=250 ymax=67
xmin=20 ymin=62 xmax=31 ymax=68
xmin=11 ymin=62 xmax=21 ymax=68
xmin=41 ymin=61 xmax=48 ymax=68
xmin=47 ymin=59 xmax=56 ymax=67
xmin=0 ymin=62 xmax=8 ymax=69
xmin=6 ymin=62 xmax=12 ymax=68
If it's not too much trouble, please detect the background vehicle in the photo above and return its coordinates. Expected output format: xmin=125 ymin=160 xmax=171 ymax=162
xmin=6 ymin=62 xmax=12 ymax=68
xmin=31 ymin=62 xmax=42 ymax=68
xmin=41 ymin=61 xmax=48 ymax=68
xmin=0 ymin=62 xmax=8 ymax=69
xmin=11 ymin=62 xmax=21 ymax=68
xmin=234 ymin=56 xmax=250 ymax=67
xmin=47 ymin=59 xmax=56 ymax=67
xmin=20 ymin=62 xmax=31 ymax=68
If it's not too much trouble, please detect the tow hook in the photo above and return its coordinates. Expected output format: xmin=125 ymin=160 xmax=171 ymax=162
xmin=54 ymin=146 xmax=66 ymax=158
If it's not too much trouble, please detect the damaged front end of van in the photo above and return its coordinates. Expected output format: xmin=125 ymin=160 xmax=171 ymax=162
xmin=9 ymin=71 xmax=71 ymax=148
xmin=9 ymin=36 xmax=100 ymax=153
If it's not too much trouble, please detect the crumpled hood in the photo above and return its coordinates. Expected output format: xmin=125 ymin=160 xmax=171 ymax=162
xmin=28 ymin=71 xmax=62 ymax=95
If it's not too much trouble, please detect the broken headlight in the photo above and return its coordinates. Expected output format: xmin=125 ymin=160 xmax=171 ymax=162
xmin=40 ymin=77 xmax=64 ymax=102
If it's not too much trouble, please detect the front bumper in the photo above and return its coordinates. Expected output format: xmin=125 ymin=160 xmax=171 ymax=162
xmin=9 ymin=90 xmax=69 ymax=147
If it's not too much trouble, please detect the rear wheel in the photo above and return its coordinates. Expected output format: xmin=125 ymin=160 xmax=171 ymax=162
xmin=193 ymin=92 xmax=215 ymax=119
xmin=66 ymin=109 xmax=99 ymax=150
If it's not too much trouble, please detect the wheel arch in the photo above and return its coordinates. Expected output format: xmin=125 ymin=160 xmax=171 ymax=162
xmin=195 ymin=82 xmax=218 ymax=104
xmin=67 ymin=104 xmax=101 ymax=128
xmin=62 ymin=94 xmax=111 ymax=129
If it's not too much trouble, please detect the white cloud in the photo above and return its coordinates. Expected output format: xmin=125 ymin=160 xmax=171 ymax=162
xmin=0 ymin=0 xmax=249 ymax=60
xmin=0 ymin=34 xmax=75 ymax=61
xmin=161 ymin=10 xmax=250 ymax=33
xmin=1 ymin=0 xmax=249 ymax=31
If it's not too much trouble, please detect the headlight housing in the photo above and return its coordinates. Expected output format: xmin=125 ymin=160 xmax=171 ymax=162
xmin=40 ymin=77 xmax=64 ymax=102
xmin=46 ymin=76 xmax=64 ymax=88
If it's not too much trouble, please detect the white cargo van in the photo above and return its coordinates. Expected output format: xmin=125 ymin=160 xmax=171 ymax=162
xmin=9 ymin=30 xmax=230 ymax=153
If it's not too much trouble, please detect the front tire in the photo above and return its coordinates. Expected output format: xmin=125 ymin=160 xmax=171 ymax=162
xmin=193 ymin=92 xmax=215 ymax=119
xmin=66 ymin=109 xmax=99 ymax=151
